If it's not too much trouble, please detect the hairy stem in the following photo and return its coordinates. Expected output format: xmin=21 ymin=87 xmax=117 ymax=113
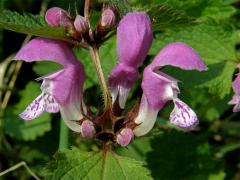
xmin=89 ymin=46 xmax=112 ymax=110
xmin=84 ymin=0 xmax=90 ymax=21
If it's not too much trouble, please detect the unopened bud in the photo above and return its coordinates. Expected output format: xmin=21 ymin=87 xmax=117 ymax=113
xmin=101 ymin=8 xmax=116 ymax=28
xmin=116 ymin=128 xmax=134 ymax=147
xmin=95 ymin=6 xmax=116 ymax=37
xmin=45 ymin=7 xmax=72 ymax=27
xmin=74 ymin=15 xmax=89 ymax=34
xmin=80 ymin=120 xmax=96 ymax=138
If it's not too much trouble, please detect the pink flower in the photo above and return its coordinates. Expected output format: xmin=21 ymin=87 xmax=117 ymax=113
xmin=14 ymin=9 xmax=207 ymax=146
xmin=229 ymin=68 xmax=240 ymax=112
xmin=109 ymin=12 xmax=153 ymax=108
xmin=15 ymin=38 xmax=85 ymax=132
xmin=14 ymin=7 xmax=88 ymax=133
xmin=109 ymin=13 xmax=207 ymax=137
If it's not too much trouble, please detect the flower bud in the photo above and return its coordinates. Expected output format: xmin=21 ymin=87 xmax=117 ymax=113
xmin=80 ymin=120 xmax=96 ymax=138
xmin=116 ymin=128 xmax=134 ymax=147
xmin=74 ymin=15 xmax=89 ymax=35
xmin=100 ymin=8 xmax=116 ymax=28
xmin=95 ymin=6 xmax=117 ymax=37
xmin=45 ymin=7 xmax=72 ymax=27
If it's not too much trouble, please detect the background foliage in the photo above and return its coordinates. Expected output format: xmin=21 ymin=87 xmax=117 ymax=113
xmin=1 ymin=0 xmax=240 ymax=179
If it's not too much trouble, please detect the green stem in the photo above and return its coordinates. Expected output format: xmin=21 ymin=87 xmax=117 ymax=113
xmin=0 ymin=161 xmax=40 ymax=180
xmin=58 ymin=120 xmax=69 ymax=150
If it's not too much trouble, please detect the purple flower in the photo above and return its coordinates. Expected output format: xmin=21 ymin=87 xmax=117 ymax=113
xmin=133 ymin=42 xmax=207 ymax=136
xmin=229 ymin=69 xmax=240 ymax=112
xmin=14 ymin=8 xmax=207 ymax=146
xmin=109 ymin=12 xmax=153 ymax=108
xmin=109 ymin=13 xmax=207 ymax=137
xmin=13 ymin=7 xmax=90 ymax=133
xmin=14 ymin=38 xmax=85 ymax=132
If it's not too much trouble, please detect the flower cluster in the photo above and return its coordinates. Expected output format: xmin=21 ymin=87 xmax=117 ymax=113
xmin=15 ymin=6 xmax=208 ymax=147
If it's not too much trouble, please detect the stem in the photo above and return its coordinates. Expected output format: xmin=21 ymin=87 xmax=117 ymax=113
xmin=84 ymin=0 xmax=90 ymax=21
xmin=1 ymin=61 xmax=22 ymax=110
xmin=89 ymin=46 xmax=112 ymax=110
xmin=58 ymin=120 xmax=69 ymax=150
xmin=0 ymin=55 xmax=14 ymax=106
xmin=0 ymin=161 xmax=41 ymax=180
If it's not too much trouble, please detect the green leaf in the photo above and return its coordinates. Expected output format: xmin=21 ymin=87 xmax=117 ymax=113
xmin=198 ymin=0 xmax=236 ymax=21
xmin=33 ymin=61 xmax=63 ymax=76
xmin=110 ymin=0 xmax=132 ymax=16
xmin=147 ymin=4 xmax=197 ymax=31
xmin=146 ymin=130 xmax=225 ymax=180
xmin=150 ymin=24 xmax=238 ymax=98
xmin=44 ymin=147 xmax=152 ymax=180
xmin=150 ymin=24 xmax=237 ymax=64
xmin=183 ymin=89 xmax=231 ymax=121
xmin=4 ymin=82 xmax=52 ymax=141
xmin=162 ymin=62 xmax=236 ymax=98
xmin=116 ymin=136 xmax=153 ymax=161
xmin=97 ymin=0 xmax=132 ymax=16
xmin=133 ymin=0 xmax=236 ymax=21
xmin=74 ymin=36 xmax=117 ymax=89
xmin=0 ymin=10 xmax=67 ymax=39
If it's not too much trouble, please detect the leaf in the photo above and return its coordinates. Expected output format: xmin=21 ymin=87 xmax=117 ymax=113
xmin=150 ymin=24 xmax=238 ymax=98
xmin=33 ymin=61 xmax=63 ymax=76
xmin=150 ymin=24 xmax=237 ymax=64
xmin=163 ymin=62 xmax=236 ymax=98
xmin=110 ymin=0 xmax=132 ymax=16
xmin=198 ymin=0 xmax=236 ymax=20
xmin=74 ymin=36 xmax=117 ymax=89
xmin=183 ymin=89 xmax=231 ymax=121
xmin=43 ymin=147 xmax=152 ymax=180
xmin=133 ymin=0 xmax=236 ymax=21
xmin=116 ymin=136 xmax=153 ymax=161
xmin=0 ymin=10 xmax=67 ymax=39
xmin=4 ymin=82 xmax=52 ymax=141
xmin=146 ymin=130 xmax=225 ymax=180
xmin=147 ymin=4 xmax=197 ymax=31
xmin=97 ymin=0 xmax=131 ymax=16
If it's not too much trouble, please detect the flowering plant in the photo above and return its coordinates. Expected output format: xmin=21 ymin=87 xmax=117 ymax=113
xmin=0 ymin=0 xmax=240 ymax=179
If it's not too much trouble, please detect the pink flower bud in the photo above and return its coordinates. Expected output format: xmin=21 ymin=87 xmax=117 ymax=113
xmin=116 ymin=128 xmax=134 ymax=147
xmin=74 ymin=15 xmax=89 ymax=34
xmin=45 ymin=7 xmax=72 ymax=27
xmin=80 ymin=120 xmax=96 ymax=138
xmin=100 ymin=8 xmax=116 ymax=28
